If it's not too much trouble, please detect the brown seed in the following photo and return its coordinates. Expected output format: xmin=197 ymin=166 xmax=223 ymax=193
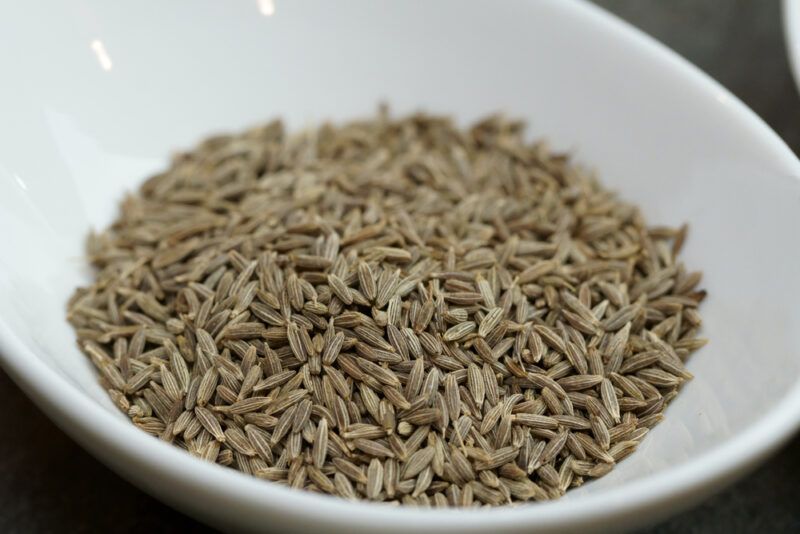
xmin=403 ymin=447 xmax=435 ymax=480
xmin=367 ymin=458 xmax=384 ymax=499
xmin=223 ymin=397 xmax=271 ymax=415
xmin=328 ymin=274 xmax=354 ymax=305
xmin=533 ymin=325 xmax=566 ymax=355
xmin=467 ymin=364 xmax=486 ymax=406
xmin=353 ymin=438 xmax=395 ymax=458
xmin=557 ymin=374 xmax=604 ymax=391
xmin=518 ymin=260 xmax=557 ymax=284
xmin=357 ymin=262 xmax=377 ymax=301
xmin=513 ymin=414 xmax=559 ymax=430
xmin=478 ymin=308 xmax=504 ymax=338
xmin=194 ymin=406 xmax=225 ymax=442
xmin=69 ymin=111 xmax=706 ymax=507
xmin=443 ymin=321 xmax=476 ymax=342
xmin=286 ymin=322 xmax=308 ymax=362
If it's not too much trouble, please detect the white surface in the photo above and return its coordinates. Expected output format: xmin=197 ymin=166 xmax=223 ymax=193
xmin=784 ymin=0 xmax=800 ymax=90
xmin=2 ymin=1 xmax=800 ymax=532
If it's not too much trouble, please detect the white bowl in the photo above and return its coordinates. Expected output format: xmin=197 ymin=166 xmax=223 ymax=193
xmin=2 ymin=0 xmax=800 ymax=532
xmin=783 ymin=0 xmax=800 ymax=90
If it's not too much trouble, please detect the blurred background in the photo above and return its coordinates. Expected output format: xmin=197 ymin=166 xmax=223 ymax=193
xmin=1 ymin=1 xmax=799 ymax=532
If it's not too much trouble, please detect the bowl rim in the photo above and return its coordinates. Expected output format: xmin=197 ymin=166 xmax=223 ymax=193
xmin=783 ymin=0 xmax=800 ymax=93
xmin=3 ymin=0 xmax=800 ymax=531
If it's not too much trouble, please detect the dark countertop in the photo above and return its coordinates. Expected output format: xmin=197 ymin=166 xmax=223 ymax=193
xmin=2 ymin=1 xmax=799 ymax=532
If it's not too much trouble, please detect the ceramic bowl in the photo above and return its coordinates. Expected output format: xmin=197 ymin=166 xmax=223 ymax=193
xmin=2 ymin=1 xmax=800 ymax=532
xmin=783 ymin=0 xmax=800 ymax=91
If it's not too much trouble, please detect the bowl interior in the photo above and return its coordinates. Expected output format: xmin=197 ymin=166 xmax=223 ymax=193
xmin=2 ymin=0 xmax=800 ymax=528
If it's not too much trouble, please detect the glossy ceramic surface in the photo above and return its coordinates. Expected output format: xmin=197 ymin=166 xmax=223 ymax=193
xmin=784 ymin=0 xmax=800 ymax=90
xmin=2 ymin=1 xmax=800 ymax=532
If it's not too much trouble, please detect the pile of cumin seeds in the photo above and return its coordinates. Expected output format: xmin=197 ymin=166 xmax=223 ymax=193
xmin=67 ymin=110 xmax=707 ymax=507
